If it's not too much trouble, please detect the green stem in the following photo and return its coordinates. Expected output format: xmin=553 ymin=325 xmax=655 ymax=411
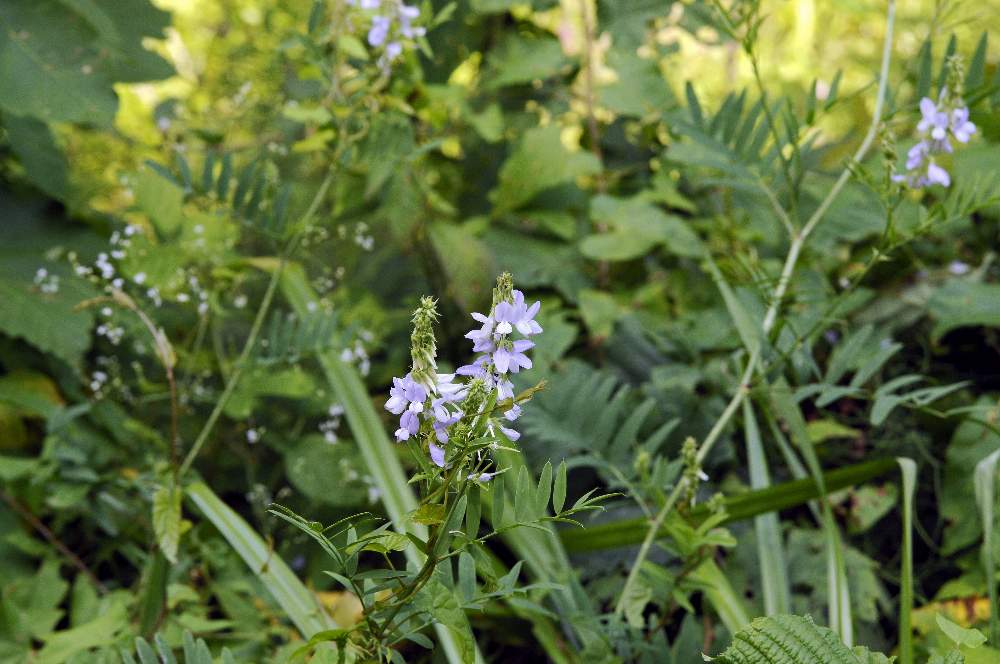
xmin=615 ymin=0 xmax=896 ymax=617
xmin=179 ymin=172 xmax=334 ymax=476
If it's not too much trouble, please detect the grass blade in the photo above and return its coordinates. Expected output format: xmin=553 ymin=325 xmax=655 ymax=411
xmin=688 ymin=559 xmax=750 ymax=635
xmin=975 ymin=449 xmax=1000 ymax=645
xmin=897 ymin=457 xmax=917 ymax=664
xmin=559 ymin=457 xmax=896 ymax=553
xmin=186 ymin=482 xmax=335 ymax=638
xmin=768 ymin=380 xmax=852 ymax=646
xmin=743 ymin=401 xmax=790 ymax=615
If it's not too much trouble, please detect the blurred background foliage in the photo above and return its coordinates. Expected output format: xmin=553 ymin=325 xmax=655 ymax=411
xmin=2 ymin=0 xmax=1000 ymax=661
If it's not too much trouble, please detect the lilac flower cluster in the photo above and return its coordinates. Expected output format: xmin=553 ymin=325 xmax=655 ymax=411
xmin=383 ymin=285 xmax=543 ymax=471
xmin=348 ymin=0 xmax=425 ymax=68
xmin=458 ymin=290 xmax=542 ymax=407
xmin=893 ymin=95 xmax=976 ymax=188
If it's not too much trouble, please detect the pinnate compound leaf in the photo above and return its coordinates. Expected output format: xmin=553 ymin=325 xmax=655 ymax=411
xmin=714 ymin=614 xmax=882 ymax=664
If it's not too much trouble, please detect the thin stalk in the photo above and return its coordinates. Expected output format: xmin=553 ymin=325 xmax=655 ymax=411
xmin=1 ymin=490 xmax=108 ymax=594
xmin=615 ymin=0 xmax=896 ymax=617
xmin=179 ymin=171 xmax=334 ymax=476
xmin=614 ymin=354 xmax=756 ymax=616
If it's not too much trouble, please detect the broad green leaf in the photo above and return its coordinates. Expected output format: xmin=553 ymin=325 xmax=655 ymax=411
xmin=491 ymin=125 xmax=600 ymax=214
xmin=3 ymin=114 xmax=68 ymax=199
xmin=285 ymin=435 xmax=370 ymax=507
xmin=600 ymin=49 xmax=676 ymax=118
xmin=929 ymin=280 xmax=1000 ymax=342
xmin=417 ymin=575 xmax=476 ymax=663
xmin=582 ymin=194 xmax=704 ymax=261
xmin=942 ymin=400 xmax=1000 ymax=554
xmin=936 ymin=614 xmax=987 ymax=649
xmin=0 ymin=275 xmax=94 ymax=368
xmin=152 ymin=483 xmax=182 ymax=564
xmin=484 ymin=34 xmax=567 ymax=89
xmin=35 ymin=602 xmax=127 ymax=664
xmin=429 ymin=221 xmax=494 ymax=312
xmin=578 ymin=289 xmax=621 ymax=339
xmin=135 ymin=167 xmax=184 ymax=235
xmin=0 ymin=1 xmax=116 ymax=125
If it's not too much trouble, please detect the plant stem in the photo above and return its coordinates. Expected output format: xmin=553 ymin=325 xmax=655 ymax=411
xmin=1 ymin=490 xmax=108 ymax=594
xmin=179 ymin=171 xmax=334 ymax=476
xmin=614 ymin=0 xmax=896 ymax=618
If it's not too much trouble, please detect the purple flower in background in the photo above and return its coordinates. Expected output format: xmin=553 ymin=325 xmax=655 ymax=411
xmin=359 ymin=0 xmax=381 ymax=8
xmin=917 ymin=98 xmax=950 ymax=141
xmin=498 ymin=424 xmax=520 ymax=441
xmin=925 ymin=161 xmax=951 ymax=187
xmin=896 ymin=94 xmax=976 ymax=190
xmin=368 ymin=15 xmax=390 ymax=47
xmin=385 ymin=41 xmax=403 ymax=61
xmin=951 ymin=107 xmax=976 ymax=143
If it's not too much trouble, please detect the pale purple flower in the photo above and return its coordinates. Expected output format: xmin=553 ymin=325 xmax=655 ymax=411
xmin=498 ymin=424 xmax=520 ymax=441
xmin=917 ymin=98 xmax=949 ymax=141
xmin=948 ymin=260 xmax=970 ymax=276
xmin=368 ymin=15 xmax=390 ymax=47
xmin=429 ymin=442 xmax=446 ymax=467
xmin=493 ymin=339 xmax=534 ymax=374
xmin=951 ymin=107 xmax=976 ymax=143
xmin=395 ymin=410 xmax=420 ymax=441
xmin=504 ymin=404 xmax=522 ymax=421
xmin=359 ymin=0 xmax=381 ymax=8
xmin=385 ymin=41 xmax=403 ymax=61
xmin=457 ymin=355 xmax=489 ymax=379
xmin=468 ymin=472 xmax=493 ymax=482
xmin=385 ymin=373 xmax=428 ymax=441
xmin=926 ymin=161 xmax=950 ymax=187
xmin=496 ymin=378 xmax=515 ymax=400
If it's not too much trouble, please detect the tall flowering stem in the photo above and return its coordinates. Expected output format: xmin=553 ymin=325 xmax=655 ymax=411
xmin=385 ymin=273 xmax=544 ymax=476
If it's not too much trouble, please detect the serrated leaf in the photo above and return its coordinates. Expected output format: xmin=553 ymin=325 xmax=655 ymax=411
xmin=715 ymin=614 xmax=871 ymax=663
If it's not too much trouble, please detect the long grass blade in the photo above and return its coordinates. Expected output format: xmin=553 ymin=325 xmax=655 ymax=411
xmin=186 ymin=482 xmax=335 ymax=638
xmin=559 ymin=457 xmax=896 ymax=552
xmin=975 ymin=449 xmax=1000 ymax=645
xmin=688 ymin=559 xmax=751 ymax=635
xmin=768 ymin=380 xmax=852 ymax=646
xmin=743 ymin=401 xmax=790 ymax=615
xmin=897 ymin=457 xmax=917 ymax=664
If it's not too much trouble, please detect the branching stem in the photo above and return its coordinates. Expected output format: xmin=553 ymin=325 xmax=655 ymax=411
xmin=614 ymin=0 xmax=896 ymax=618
